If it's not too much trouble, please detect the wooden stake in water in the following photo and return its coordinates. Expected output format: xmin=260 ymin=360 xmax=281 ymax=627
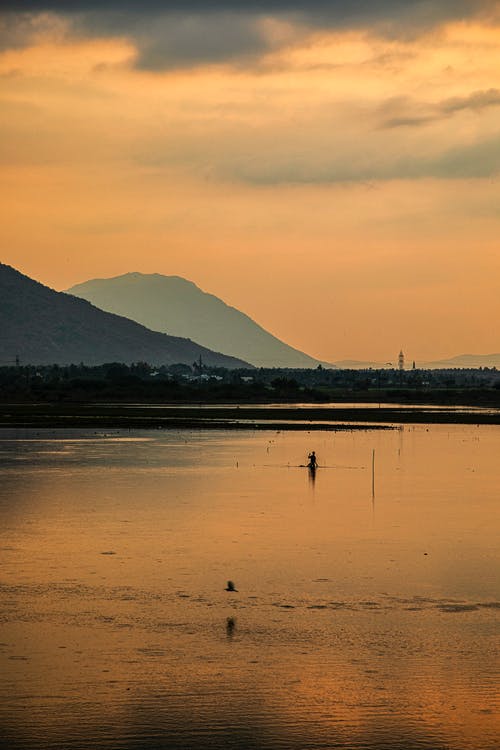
xmin=371 ymin=449 xmax=375 ymax=502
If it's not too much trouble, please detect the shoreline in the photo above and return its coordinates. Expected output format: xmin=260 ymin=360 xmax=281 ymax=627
xmin=1 ymin=403 xmax=499 ymax=429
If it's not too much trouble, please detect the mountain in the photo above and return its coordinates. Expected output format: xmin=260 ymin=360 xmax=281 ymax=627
xmin=421 ymin=353 xmax=500 ymax=369
xmin=67 ymin=272 xmax=332 ymax=369
xmin=0 ymin=264 xmax=249 ymax=368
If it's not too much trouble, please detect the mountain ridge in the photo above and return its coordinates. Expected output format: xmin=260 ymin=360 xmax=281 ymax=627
xmin=68 ymin=272 xmax=333 ymax=369
xmin=0 ymin=263 xmax=249 ymax=368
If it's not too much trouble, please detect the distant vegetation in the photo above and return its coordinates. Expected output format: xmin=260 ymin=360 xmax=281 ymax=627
xmin=0 ymin=362 xmax=499 ymax=406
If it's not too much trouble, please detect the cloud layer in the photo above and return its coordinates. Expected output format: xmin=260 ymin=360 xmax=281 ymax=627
xmin=1 ymin=1 xmax=499 ymax=68
xmin=380 ymin=89 xmax=500 ymax=129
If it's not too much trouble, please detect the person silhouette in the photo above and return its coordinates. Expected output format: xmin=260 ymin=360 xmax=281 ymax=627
xmin=307 ymin=451 xmax=317 ymax=469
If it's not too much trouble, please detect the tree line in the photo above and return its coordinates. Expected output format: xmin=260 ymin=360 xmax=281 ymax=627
xmin=0 ymin=362 xmax=499 ymax=405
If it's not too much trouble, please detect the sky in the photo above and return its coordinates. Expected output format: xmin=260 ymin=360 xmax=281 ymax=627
xmin=1 ymin=1 xmax=499 ymax=363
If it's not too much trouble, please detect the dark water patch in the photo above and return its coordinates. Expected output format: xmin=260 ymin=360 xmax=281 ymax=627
xmin=307 ymin=605 xmax=328 ymax=610
xmin=438 ymin=604 xmax=480 ymax=613
xmin=382 ymin=595 xmax=485 ymax=612
xmin=3 ymin=580 xmax=499 ymax=626
xmin=136 ymin=646 xmax=167 ymax=658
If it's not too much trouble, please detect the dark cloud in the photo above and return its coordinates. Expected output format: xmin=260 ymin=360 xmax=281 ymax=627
xmin=381 ymin=89 xmax=500 ymax=129
xmin=0 ymin=8 xmax=274 ymax=64
xmin=0 ymin=10 xmax=65 ymax=51
xmin=1 ymin=1 xmax=498 ymax=69
xmin=442 ymin=88 xmax=500 ymax=115
xmin=433 ymin=134 xmax=500 ymax=179
xmin=135 ymin=18 xmax=266 ymax=70
xmin=80 ymin=11 xmax=272 ymax=69
xmin=383 ymin=115 xmax=437 ymax=128
xmin=215 ymin=134 xmax=500 ymax=184
xmin=0 ymin=1 xmax=494 ymax=17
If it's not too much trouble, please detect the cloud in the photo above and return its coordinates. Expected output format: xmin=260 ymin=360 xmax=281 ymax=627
xmin=210 ymin=133 xmax=500 ymax=184
xmin=0 ymin=11 xmax=69 ymax=51
xmin=381 ymin=89 xmax=500 ymax=129
xmin=433 ymin=134 xmax=500 ymax=179
xmin=0 ymin=1 xmax=494 ymax=17
xmin=442 ymin=88 xmax=500 ymax=115
xmin=383 ymin=115 xmax=437 ymax=128
xmin=0 ymin=8 xmax=280 ymax=67
xmin=1 ymin=1 xmax=498 ymax=69
xmin=88 ymin=11 xmax=273 ymax=70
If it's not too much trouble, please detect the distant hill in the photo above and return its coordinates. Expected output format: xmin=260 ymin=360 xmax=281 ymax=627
xmin=422 ymin=353 xmax=500 ymax=369
xmin=333 ymin=354 xmax=500 ymax=370
xmin=333 ymin=359 xmax=392 ymax=370
xmin=67 ymin=272 xmax=332 ymax=369
xmin=0 ymin=264 xmax=249 ymax=368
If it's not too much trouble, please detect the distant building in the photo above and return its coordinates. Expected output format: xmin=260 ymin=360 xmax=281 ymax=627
xmin=398 ymin=350 xmax=405 ymax=371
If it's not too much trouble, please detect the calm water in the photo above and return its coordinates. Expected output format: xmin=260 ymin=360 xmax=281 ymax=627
xmin=0 ymin=425 xmax=498 ymax=750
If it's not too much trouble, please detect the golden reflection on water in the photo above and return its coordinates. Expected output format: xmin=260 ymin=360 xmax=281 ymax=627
xmin=0 ymin=425 xmax=498 ymax=749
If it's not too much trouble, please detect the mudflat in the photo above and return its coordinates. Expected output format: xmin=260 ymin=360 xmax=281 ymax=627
xmin=1 ymin=402 xmax=499 ymax=429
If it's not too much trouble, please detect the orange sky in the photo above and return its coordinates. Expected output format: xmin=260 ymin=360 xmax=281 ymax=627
xmin=1 ymin=5 xmax=500 ymax=362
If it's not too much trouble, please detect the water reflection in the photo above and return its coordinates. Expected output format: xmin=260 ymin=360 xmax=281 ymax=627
xmin=0 ymin=426 xmax=499 ymax=750
xmin=226 ymin=616 xmax=236 ymax=639
xmin=308 ymin=464 xmax=316 ymax=486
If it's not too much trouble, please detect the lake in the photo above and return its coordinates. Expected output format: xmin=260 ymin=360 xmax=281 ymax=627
xmin=0 ymin=425 xmax=498 ymax=749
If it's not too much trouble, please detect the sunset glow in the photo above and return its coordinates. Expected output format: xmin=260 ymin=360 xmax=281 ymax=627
xmin=1 ymin=2 xmax=499 ymax=362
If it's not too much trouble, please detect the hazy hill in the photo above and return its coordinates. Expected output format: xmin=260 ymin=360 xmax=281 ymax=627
xmin=334 ymin=355 xmax=500 ymax=370
xmin=422 ymin=353 xmax=500 ymax=369
xmin=332 ymin=359 xmax=391 ymax=370
xmin=0 ymin=264 xmax=249 ymax=368
xmin=68 ymin=273 xmax=332 ymax=369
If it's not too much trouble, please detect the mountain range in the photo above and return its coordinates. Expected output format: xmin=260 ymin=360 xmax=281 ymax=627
xmin=2 ymin=263 xmax=497 ymax=370
xmin=67 ymin=272 xmax=330 ymax=369
xmin=0 ymin=264 xmax=248 ymax=368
